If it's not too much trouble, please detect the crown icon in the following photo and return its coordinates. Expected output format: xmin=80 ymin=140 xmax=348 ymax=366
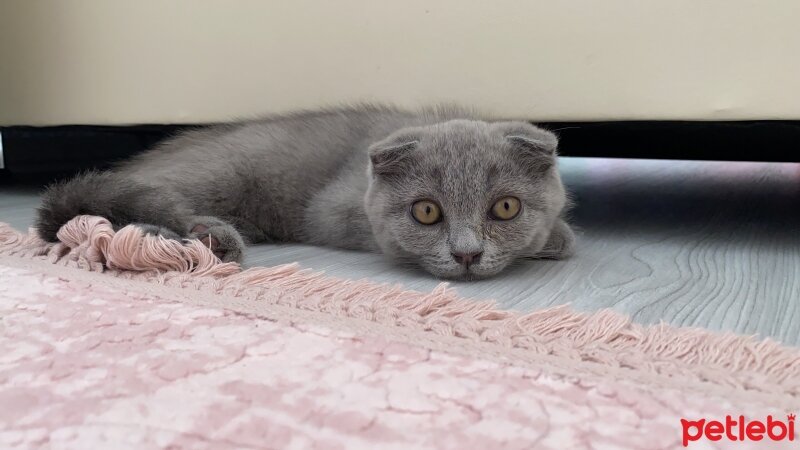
xmin=788 ymin=413 xmax=796 ymax=421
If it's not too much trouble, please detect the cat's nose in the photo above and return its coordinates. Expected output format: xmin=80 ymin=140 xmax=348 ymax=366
xmin=451 ymin=251 xmax=483 ymax=267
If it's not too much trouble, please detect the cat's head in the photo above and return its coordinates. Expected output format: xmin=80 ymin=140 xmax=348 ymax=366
xmin=364 ymin=119 xmax=568 ymax=280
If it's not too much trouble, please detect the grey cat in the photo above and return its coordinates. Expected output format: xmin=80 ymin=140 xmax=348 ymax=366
xmin=37 ymin=105 xmax=574 ymax=280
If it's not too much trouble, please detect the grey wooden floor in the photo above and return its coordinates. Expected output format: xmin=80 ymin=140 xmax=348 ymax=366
xmin=2 ymin=157 xmax=798 ymax=345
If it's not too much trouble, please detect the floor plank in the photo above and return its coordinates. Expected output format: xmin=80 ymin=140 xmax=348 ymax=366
xmin=2 ymin=157 xmax=799 ymax=345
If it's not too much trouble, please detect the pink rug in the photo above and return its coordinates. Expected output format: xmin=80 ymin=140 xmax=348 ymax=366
xmin=1 ymin=216 xmax=798 ymax=449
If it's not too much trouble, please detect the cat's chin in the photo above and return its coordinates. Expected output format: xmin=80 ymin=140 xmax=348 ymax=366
xmin=422 ymin=264 xmax=506 ymax=281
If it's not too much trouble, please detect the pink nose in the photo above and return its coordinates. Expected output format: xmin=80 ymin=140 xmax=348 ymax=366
xmin=451 ymin=251 xmax=483 ymax=267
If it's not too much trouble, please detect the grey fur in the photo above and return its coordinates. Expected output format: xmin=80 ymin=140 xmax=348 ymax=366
xmin=37 ymin=105 xmax=574 ymax=279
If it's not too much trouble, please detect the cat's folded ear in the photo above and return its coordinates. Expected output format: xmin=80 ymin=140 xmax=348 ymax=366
xmin=492 ymin=122 xmax=559 ymax=172
xmin=368 ymin=131 xmax=420 ymax=177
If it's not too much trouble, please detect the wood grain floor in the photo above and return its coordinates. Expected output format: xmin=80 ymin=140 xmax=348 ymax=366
xmin=2 ymin=157 xmax=798 ymax=345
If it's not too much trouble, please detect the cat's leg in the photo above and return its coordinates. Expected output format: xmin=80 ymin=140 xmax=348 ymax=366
xmin=531 ymin=218 xmax=575 ymax=260
xmin=227 ymin=217 xmax=270 ymax=244
xmin=185 ymin=216 xmax=246 ymax=263
xmin=118 ymin=218 xmax=244 ymax=263
xmin=120 ymin=217 xmax=245 ymax=262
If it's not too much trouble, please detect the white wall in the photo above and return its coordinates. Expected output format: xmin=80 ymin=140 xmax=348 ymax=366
xmin=1 ymin=0 xmax=799 ymax=125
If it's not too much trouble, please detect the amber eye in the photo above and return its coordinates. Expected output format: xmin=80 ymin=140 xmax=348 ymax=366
xmin=411 ymin=200 xmax=442 ymax=225
xmin=490 ymin=197 xmax=521 ymax=220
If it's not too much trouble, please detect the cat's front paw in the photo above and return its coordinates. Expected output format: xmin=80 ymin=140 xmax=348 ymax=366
xmin=187 ymin=218 xmax=245 ymax=263
xmin=539 ymin=218 xmax=575 ymax=259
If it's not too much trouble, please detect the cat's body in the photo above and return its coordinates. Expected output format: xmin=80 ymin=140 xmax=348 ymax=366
xmin=37 ymin=105 xmax=574 ymax=279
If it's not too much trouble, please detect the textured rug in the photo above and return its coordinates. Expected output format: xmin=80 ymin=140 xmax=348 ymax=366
xmin=1 ymin=216 xmax=798 ymax=449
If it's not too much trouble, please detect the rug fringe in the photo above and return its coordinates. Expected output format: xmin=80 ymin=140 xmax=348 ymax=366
xmin=1 ymin=217 xmax=798 ymax=397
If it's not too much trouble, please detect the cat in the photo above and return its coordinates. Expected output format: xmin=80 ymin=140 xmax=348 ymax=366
xmin=36 ymin=104 xmax=574 ymax=280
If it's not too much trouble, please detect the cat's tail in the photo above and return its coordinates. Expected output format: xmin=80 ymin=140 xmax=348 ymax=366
xmin=35 ymin=171 xmax=189 ymax=242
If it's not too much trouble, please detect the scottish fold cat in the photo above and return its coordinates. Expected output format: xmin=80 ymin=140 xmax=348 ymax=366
xmin=37 ymin=105 xmax=574 ymax=279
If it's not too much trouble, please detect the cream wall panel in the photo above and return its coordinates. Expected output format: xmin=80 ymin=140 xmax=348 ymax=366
xmin=1 ymin=0 xmax=798 ymax=125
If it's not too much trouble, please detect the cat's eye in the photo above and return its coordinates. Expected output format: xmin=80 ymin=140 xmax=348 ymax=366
xmin=490 ymin=196 xmax=521 ymax=220
xmin=411 ymin=200 xmax=442 ymax=225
